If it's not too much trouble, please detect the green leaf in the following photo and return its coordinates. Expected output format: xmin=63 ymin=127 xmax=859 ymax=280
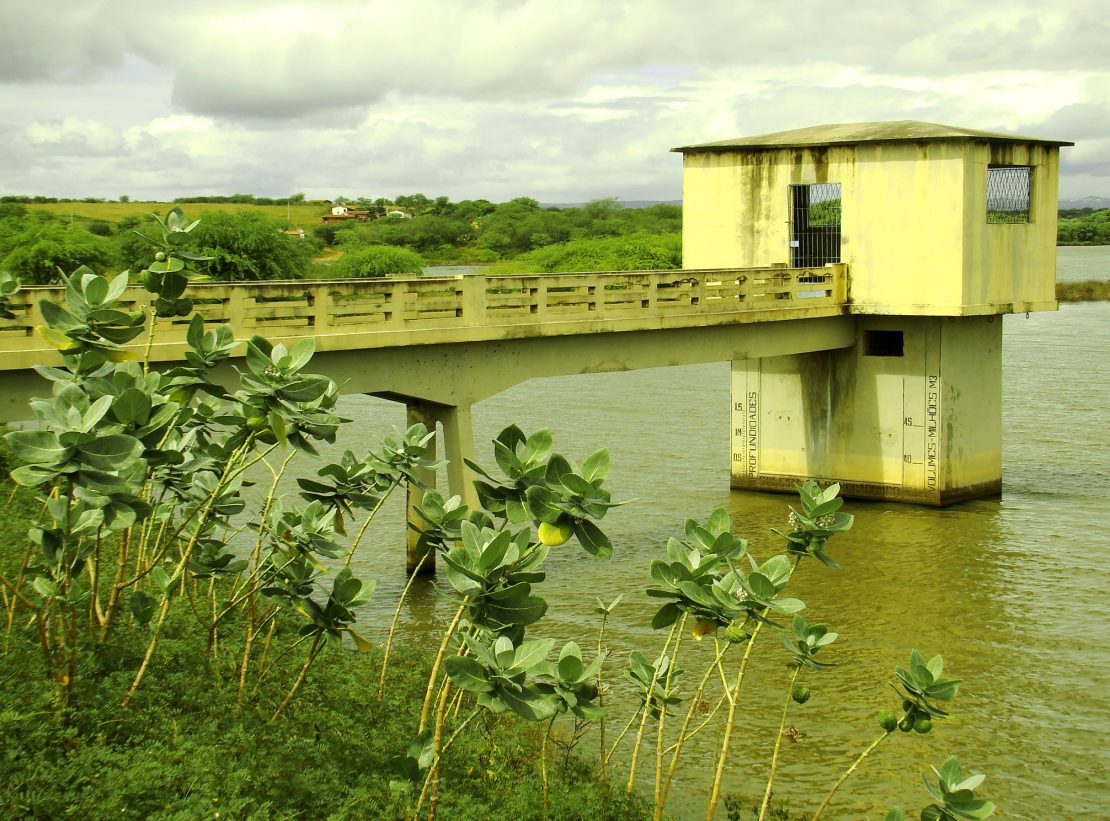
xmin=771 ymin=597 xmax=806 ymax=614
xmin=581 ymin=449 xmax=610 ymax=482
xmin=32 ymin=576 xmax=57 ymax=598
xmin=558 ymin=645 xmax=585 ymax=682
xmin=150 ymin=566 xmax=173 ymax=593
xmin=501 ymin=684 xmax=557 ymax=722
xmin=348 ymin=630 xmax=373 ymax=653
xmin=524 ymin=428 xmax=553 ymax=463
xmin=511 ymin=638 xmax=555 ymax=673
xmin=651 ymin=602 xmax=682 ymax=630
xmin=6 ymin=430 xmax=70 ymax=465
xmin=113 ymin=388 xmax=152 ymax=425
xmin=129 ymin=591 xmax=156 ymax=625
xmin=483 ymin=592 xmax=548 ymax=628
xmin=244 ymin=338 xmax=273 ymax=377
xmin=909 ymin=649 xmax=930 ymax=683
xmin=106 ymin=271 xmax=130 ymax=301
xmin=287 ymin=337 xmax=315 ymax=372
xmin=477 ymin=532 xmax=514 ymax=572
xmin=445 ymin=656 xmax=494 ymax=693
xmin=926 ymin=654 xmax=944 ymax=679
xmin=39 ymin=299 xmax=85 ymax=331
xmin=78 ymin=434 xmax=144 ymax=471
xmin=524 ymin=484 xmax=563 ymax=524
xmin=572 ymin=519 xmax=611 ymax=559
xmin=707 ymin=507 xmax=731 ymax=535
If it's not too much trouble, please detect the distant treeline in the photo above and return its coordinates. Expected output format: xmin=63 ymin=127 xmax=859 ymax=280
xmin=173 ymin=193 xmax=308 ymax=206
xmin=1057 ymin=208 xmax=1110 ymax=245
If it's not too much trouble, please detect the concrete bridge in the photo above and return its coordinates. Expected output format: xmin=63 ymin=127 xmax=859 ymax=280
xmin=0 ymin=265 xmax=852 ymax=523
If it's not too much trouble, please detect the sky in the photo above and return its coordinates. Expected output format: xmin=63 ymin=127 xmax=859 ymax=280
xmin=0 ymin=0 xmax=1106 ymax=204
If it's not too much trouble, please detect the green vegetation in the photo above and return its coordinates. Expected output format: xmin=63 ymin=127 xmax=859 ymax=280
xmin=1056 ymin=208 xmax=1110 ymax=245
xmin=0 ymin=211 xmax=115 ymax=284
xmin=487 ymin=232 xmax=681 ymax=275
xmin=1057 ymin=279 xmax=1110 ymax=302
xmin=326 ymin=244 xmax=426 ymax=279
xmin=123 ymin=210 xmax=316 ymax=281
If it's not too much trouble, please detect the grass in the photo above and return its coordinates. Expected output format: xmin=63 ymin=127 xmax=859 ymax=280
xmin=1056 ymin=279 xmax=1110 ymax=302
xmin=0 ymin=463 xmax=649 ymax=821
xmin=26 ymin=201 xmax=329 ymax=232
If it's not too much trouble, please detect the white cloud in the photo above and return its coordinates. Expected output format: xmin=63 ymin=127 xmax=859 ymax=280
xmin=0 ymin=0 xmax=1105 ymax=199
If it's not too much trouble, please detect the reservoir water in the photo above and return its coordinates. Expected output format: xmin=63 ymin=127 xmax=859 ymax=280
xmin=300 ymin=247 xmax=1109 ymax=818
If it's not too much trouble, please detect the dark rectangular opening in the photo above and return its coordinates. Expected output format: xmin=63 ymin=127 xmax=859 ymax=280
xmin=865 ymin=330 xmax=904 ymax=357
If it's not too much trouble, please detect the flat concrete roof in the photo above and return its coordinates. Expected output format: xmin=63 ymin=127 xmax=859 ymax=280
xmin=673 ymin=120 xmax=1074 ymax=152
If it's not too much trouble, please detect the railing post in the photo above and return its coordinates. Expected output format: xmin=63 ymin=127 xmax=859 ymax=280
xmin=828 ymin=262 xmax=848 ymax=304
xmin=311 ymin=282 xmax=331 ymax=335
xmin=226 ymin=286 xmax=248 ymax=342
xmin=533 ymin=279 xmax=548 ymax=321
xmin=386 ymin=280 xmax=405 ymax=328
xmin=460 ymin=275 xmax=485 ymax=326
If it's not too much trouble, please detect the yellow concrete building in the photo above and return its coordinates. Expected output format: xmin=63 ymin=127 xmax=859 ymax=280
xmin=676 ymin=120 xmax=1072 ymax=504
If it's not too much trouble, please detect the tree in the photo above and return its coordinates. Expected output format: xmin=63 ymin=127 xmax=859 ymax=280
xmin=0 ymin=220 xmax=115 ymax=284
xmin=185 ymin=211 xmax=315 ymax=281
xmin=329 ymin=245 xmax=425 ymax=278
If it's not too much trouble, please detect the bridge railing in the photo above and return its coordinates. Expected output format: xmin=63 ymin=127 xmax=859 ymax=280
xmin=0 ymin=265 xmax=845 ymax=366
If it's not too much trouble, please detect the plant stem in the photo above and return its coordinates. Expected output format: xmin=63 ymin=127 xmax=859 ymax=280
xmin=758 ymin=666 xmax=801 ymax=821
xmin=541 ymin=714 xmax=556 ymax=818
xmin=343 ymin=483 xmax=396 ymax=569
xmin=422 ymin=668 xmax=457 ymax=820
xmin=377 ymin=548 xmax=427 ymax=702
xmin=704 ymin=620 xmax=764 ymax=821
xmin=597 ymin=611 xmax=610 ymax=776
xmin=653 ymin=621 xmax=687 ymax=816
xmin=269 ymin=634 xmax=323 ymax=722
xmin=414 ymin=707 xmax=481 ymax=819
xmin=122 ymin=446 xmax=251 ymax=707
xmin=810 ymin=729 xmax=894 ymax=820
xmin=605 ymin=708 xmax=642 ymax=766
xmin=626 ymin=617 xmax=682 ymax=797
xmin=418 ymin=602 xmax=466 ymax=734
xmin=657 ymin=637 xmax=730 ymax=817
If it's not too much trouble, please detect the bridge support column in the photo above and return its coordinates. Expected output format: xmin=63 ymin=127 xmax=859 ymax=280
xmin=404 ymin=400 xmax=479 ymax=575
xmin=731 ymin=316 xmax=1003 ymax=505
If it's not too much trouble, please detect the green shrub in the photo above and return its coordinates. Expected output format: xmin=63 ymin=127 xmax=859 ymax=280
xmin=515 ymin=232 xmax=682 ymax=273
xmin=329 ymin=245 xmax=425 ymax=278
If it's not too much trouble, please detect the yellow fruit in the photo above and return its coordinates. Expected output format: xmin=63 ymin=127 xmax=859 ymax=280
xmin=691 ymin=620 xmax=717 ymax=641
xmin=538 ymin=520 xmax=574 ymax=546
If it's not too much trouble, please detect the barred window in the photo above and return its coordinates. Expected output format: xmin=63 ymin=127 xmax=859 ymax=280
xmin=986 ymin=166 xmax=1032 ymax=223
xmin=789 ymin=183 xmax=841 ymax=267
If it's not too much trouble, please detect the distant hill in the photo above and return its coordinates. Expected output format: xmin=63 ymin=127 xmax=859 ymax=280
xmin=1059 ymin=196 xmax=1110 ymax=210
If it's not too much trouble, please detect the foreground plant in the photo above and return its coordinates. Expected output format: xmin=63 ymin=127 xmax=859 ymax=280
xmin=884 ymin=756 xmax=996 ymax=821
xmin=0 ymin=214 xmax=426 ymax=716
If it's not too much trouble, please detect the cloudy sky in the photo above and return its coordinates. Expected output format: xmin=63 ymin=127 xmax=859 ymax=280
xmin=0 ymin=0 xmax=1106 ymax=203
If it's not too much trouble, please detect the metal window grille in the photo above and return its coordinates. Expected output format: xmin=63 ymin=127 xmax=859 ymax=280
xmin=986 ymin=166 xmax=1032 ymax=223
xmin=789 ymin=183 xmax=841 ymax=267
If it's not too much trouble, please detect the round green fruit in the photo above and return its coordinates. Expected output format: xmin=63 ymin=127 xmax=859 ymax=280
xmin=791 ymin=686 xmax=811 ymax=705
xmin=898 ymin=716 xmax=914 ymax=733
xmin=913 ymin=717 xmax=932 ymax=734
xmin=878 ymin=711 xmax=899 ymax=732
xmin=538 ymin=520 xmax=574 ymax=547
